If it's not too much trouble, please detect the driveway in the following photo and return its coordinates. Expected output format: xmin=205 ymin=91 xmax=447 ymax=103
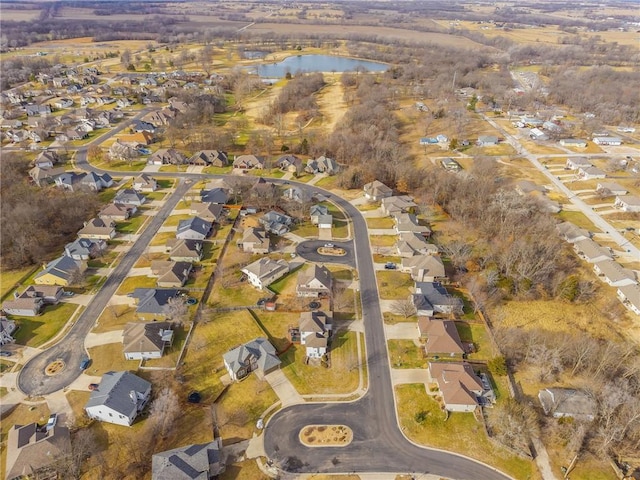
xmin=390 ymin=368 xmax=431 ymax=387
xmin=264 ymin=369 xmax=303 ymax=407
xmin=385 ymin=323 xmax=418 ymax=340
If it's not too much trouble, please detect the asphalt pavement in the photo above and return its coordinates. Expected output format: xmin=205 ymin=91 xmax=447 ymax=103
xmin=295 ymin=239 xmax=355 ymax=266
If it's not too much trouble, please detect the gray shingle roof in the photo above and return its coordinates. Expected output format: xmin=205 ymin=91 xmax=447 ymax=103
xmin=85 ymin=371 xmax=151 ymax=416
xmin=223 ymin=337 xmax=280 ymax=377
xmin=131 ymin=288 xmax=179 ymax=315
xmin=152 ymin=440 xmax=224 ymax=480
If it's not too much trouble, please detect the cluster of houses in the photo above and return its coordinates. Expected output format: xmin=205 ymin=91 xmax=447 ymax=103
xmin=557 ymin=222 xmax=640 ymax=315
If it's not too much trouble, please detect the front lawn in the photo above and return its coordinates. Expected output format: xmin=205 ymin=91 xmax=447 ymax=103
xmin=116 ymin=215 xmax=148 ymax=234
xmin=0 ymin=266 xmax=38 ymax=300
xmin=149 ymin=231 xmax=176 ymax=246
xmin=376 ymin=270 xmax=413 ymax=300
xmin=116 ymin=275 xmax=157 ymax=295
xmin=92 ymin=304 xmax=138 ymax=333
xmin=366 ymin=217 xmax=395 ymax=229
xmin=369 ymin=235 xmax=397 ymax=247
xmin=87 ymin=343 xmax=139 ymax=376
xmin=395 ymin=384 xmax=533 ymax=480
xmin=268 ymin=265 xmax=303 ymax=296
xmin=388 ymin=339 xmax=424 ymax=368
xmin=12 ymin=302 xmax=80 ymax=347
xmin=162 ymin=214 xmax=194 ymax=227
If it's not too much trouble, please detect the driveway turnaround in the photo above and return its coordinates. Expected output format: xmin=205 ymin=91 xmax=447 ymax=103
xmin=295 ymin=240 xmax=356 ymax=267
xmin=17 ymin=180 xmax=191 ymax=396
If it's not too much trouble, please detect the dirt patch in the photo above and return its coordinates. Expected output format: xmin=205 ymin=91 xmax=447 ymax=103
xmin=299 ymin=424 xmax=353 ymax=447
xmin=317 ymin=247 xmax=346 ymax=256
xmin=45 ymin=359 xmax=65 ymax=376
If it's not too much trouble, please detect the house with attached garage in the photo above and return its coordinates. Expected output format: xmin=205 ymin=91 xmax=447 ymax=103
xmin=538 ymin=388 xmax=596 ymax=421
xmin=34 ymin=256 xmax=85 ymax=286
xmin=411 ymin=282 xmax=463 ymax=316
xmin=0 ymin=317 xmax=17 ymax=345
xmin=114 ymin=189 xmax=146 ymax=206
xmin=381 ymin=195 xmax=417 ymax=216
xmin=131 ymin=288 xmax=180 ymax=320
xmin=418 ymin=317 xmax=465 ymax=357
xmin=78 ymin=217 xmax=117 ymax=240
xmin=559 ymin=138 xmax=587 ymax=148
xmin=152 ymin=439 xmax=225 ymax=480
xmin=238 ymin=227 xmax=270 ymax=254
xmin=233 ymin=154 xmax=265 ymax=170
xmin=593 ymin=260 xmax=637 ymax=287
xmin=617 ymin=284 xmax=640 ymax=315
xmin=310 ymin=204 xmax=329 ymax=225
xmin=84 ymin=371 xmax=151 ymax=426
xmin=565 ymin=157 xmax=592 ymax=170
xmin=363 ymin=180 xmax=393 ymax=201
xmin=29 ymin=166 xmax=65 ymax=187
xmin=147 ymin=148 xmax=187 ymax=165
xmin=573 ymin=238 xmax=613 ymax=263
xmin=593 ymin=136 xmax=622 ymax=146
xmin=176 ymin=217 xmax=212 ymax=241
xmin=596 ymin=182 xmax=627 ymax=196
xmin=200 ymin=188 xmax=229 ymax=205
xmin=556 ymin=222 xmax=590 ymax=244
xmin=277 ymin=154 xmax=303 ymax=174
xmin=476 ymin=135 xmax=499 ymax=146
xmin=299 ymin=310 xmax=332 ymax=358
xmin=166 ymin=239 xmax=203 ymax=262
xmin=150 ymin=260 xmax=192 ymax=288
xmin=305 ymin=155 xmax=339 ymax=175
xmin=64 ymin=238 xmax=106 ymax=260
xmin=396 ymin=232 xmax=438 ymax=258
xmin=188 ymin=150 xmax=228 ymax=167
xmin=132 ymin=173 xmax=157 ymax=192
xmin=99 ymin=203 xmax=136 ymax=222
xmin=191 ymin=202 xmax=224 ymax=223
xmin=223 ymin=337 xmax=281 ymax=382
xmin=260 ymin=211 xmax=293 ymax=236
xmin=242 ymin=258 xmax=289 ymax=289
xmin=577 ymin=166 xmax=606 ymax=180
xmin=2 ymin=286 xmax=63 ymax=317
xmin=614 ymin=195 xmax=640 ymax=213
xmin=428 ymin=362 xmax=490 ymax=412
xmin=296 ymin=264 xmax=333 ymax=298
xmin=402 ymin=255 xmax=446 ymax=282
xmin=122 ymin=322 xmax=174 ymax=360
xmin=394 ymin=213 xmax=431 ymax=237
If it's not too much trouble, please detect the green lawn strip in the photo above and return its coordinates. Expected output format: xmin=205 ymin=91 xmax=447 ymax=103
xmin=202 ymin=166 xmax=233 ymax=174
xmin=376 ymin=270 xmax=414 ymax=300
xmin=116 ymin=275 xmax=157 ymax=295
xmin=370 ymin=235 xmax=397 ymax=247
xmin=134 ymin=252 xmax=167 ymax=268
xmin=144 ymin=191 xmax=168 ymax=201
xmin=162 ymin=214 xmax=194 ymax=227
xmin=185 ymin=263 xmax=215 ymax=291
xmin=454 ymin=321 xmax=496 ymax=360
xmin=116 ymin=214 xmax=148 ymax=234
xmin=217 ymin=374 xmax=278 ymax=441
xmin=150 ymin=231 xmax=176 ymax=246
xmin=332 ymin=220 xmax=350 ymax=239
xmin=366 ymin=217 xmax=395 ymax=229
xmin=395 ymin=384 xmax=533 ymax=480
xmin=556 ymin=210 xmax=601 ymax=233
xmin=0 ymin=266 xmax=39 ymax=300
xmin=142 ymin=324 xmax=188 ymax=368
xmin=0 ymin=387 xmax=8 ymax=397
xmin=87 ymin=250 xmax=120 ymax=269
xmin=384 ymin=313 xmax=417 ymax=324
xmin=156 ymin=179 xmax=174 ymax=189
xmin=292 ymin=173 xmax=314 ymax=183
xmin=314 ymin=175 xmax=340 ymax=189
xmin=87 ymin=343 xmax=139 ymax=376
xmin=208 ymin=281 xmax=264 ymax=308
xmin=373 ymin=254 xmax=402 ymax=264
xmin=291 ymin=221 xmax=318 ymax=238
xmin=0 ymin=359 xmax=13 ymax=374
xmin=94 ymin=160 xmax=147 ymax=172
xmin=280 ymin=330 xmax=360 ymax=395
xmin=93 ymin=305 xmax=138 ymax=333
xmin=388 ymin=339 xmax=425 ymax=369
xmin=12 ymin=302 xmax=79 ymax=347
xmin=97 ymin=189 xmax=118 ymax=203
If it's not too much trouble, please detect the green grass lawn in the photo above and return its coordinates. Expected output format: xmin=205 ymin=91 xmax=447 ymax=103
xmin=318 ymin=201 xmax=346 ymax=220
xmin=0 ymin=360 xmax=12 ymax=374
xmin=93 ymin=304 xmax=138 ymax=333
xmin=116 ymin=275 xmax=157 ymax=295
xmin=281 ymin=330 xmax=361 ymax=395
xmin=376 ymin=270 xmax=414 ymax=300
xmin=12 ymin=302 xmax=80 ymax=347
xmin=455 ymin=321 xmax=495 ymax=360
xmin=395 ymin=384 xmax=533 ymax=480
xmin=0 ymin=266 xmax=38 ymax=300
xmin=66 ymin=390 xmax=92 ymax=427
xmin=314 ymin=175 xmax=340 ymax=189
xmin=254 ymin=310 xmax=299 ymax=351
xmin=556 ymin=210 xmax=601 ymax=233
xmin=208 ymin=280 xmax=264 ymax=308
xmin=291 ymin=221 xmax=319 ymax=238
xmin=156 ymin=179 xmax=174 ymax=189
xmin=93 ymin=159 xmax=147 ymax=172
xmin=162 ymin=214 xmax=194 ymax=227
xmin=268 ymin=265 xmax=303 ymax=296
xmin=203 ymin=165 xmax=233 ymax=174
xmin=366 ymin=217 xmax=395 ymax=229
xmin=116 ymin=214 xmax=148 ymax=234
xmin=87 ymin=250 xmax=120 ymax=269
xmin=326 ymin=265 xmax=354 ymax=281
xmin=370 ymin=235 xmax=398 ymax=247
xmin=144 ymin=191 xmax=168 ymax=201
xmin=97 ymin=189 xmax=118 ymax=203
xmin=87 ymin=343 xmax=139 ymax=376
xmin=332 ymin=219 xmax=350 ymax=239
xmin=149 ymin=231 xmax=176 ymax=246
xmin=388 ymin=339 xmax=425 ymax=368
xmin=373 ymin=254 xmax=402 ymax=264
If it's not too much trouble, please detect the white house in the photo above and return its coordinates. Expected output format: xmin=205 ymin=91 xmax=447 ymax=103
xmin=593 ymin=260 xmax=637 ymax=287
xmin=614 ymin=195 xmax=640 ymax=213
xmin=617 ymin=284 xmax=640 ymax=315
xmin=565 ymin=157 xmax=592 ymax=170
xmin=84 ymin=371 xmax=151 ymax=426
xmin=299 ymin=311 xmax=332 ymax=358
xmin=593 ymin=136 xmax=622 ymax=146
xmin=241 ymin=258 xmax=289 ymax=289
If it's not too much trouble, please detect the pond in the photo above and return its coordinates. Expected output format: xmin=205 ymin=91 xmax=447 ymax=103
xmin=254 ymin=54 xmax=388 ymax=77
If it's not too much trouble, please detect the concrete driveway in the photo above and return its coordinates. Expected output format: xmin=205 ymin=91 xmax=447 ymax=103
xmin=264 ymin=369 xmax=303 ymax=407
xmin=390 ymin=368 xmax=431 ymax=387
xmin=385 ymin=323 xmax=418 ymax=340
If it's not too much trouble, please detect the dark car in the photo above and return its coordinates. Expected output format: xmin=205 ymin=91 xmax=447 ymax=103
xmin=384 ymin=262 xmax=396 ymax=270
xmin=79 ymin=358 xmax=91 ymax=370
xmin=0 ymin=351 xmax=12 ymax=357
xmin=88 ymin=383 xmax=99 ymax=391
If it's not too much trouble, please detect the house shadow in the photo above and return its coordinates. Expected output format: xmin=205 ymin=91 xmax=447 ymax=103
xmin=11 ymin=317 xmax=46 ymax=345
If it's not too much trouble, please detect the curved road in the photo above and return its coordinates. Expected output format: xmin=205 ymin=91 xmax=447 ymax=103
xmin=16 ymin=147 xmax=512 ymax=478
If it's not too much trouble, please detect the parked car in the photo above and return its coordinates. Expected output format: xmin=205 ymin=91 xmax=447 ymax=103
xmin=88 ymin=383 xmax=99 ymax=391
xmin=324 ymin=243 xmax=334 ymax=248
xmin=384 ymin=262 xmax=397 ymax=270
xmin=79 ymin=358 xmax=91 ymax=370
xmin=45 ymin=414 xmax=57 ymax=430
xmin=0 ymin=351 xmax=12 ymax=357
xmin=63 ymin=291 xmax=75 ymax=297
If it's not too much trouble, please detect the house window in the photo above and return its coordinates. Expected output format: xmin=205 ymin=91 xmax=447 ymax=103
xmin=109 ymin=413 xmax=113 ymax=417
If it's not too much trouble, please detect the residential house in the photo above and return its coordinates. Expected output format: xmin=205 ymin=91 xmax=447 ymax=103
xmin=176 ymin=217 xmax=212 ymax=241
xmin=316 ymin=214 xmax=333 ymax=230
xmin=428 ymin=362 xmax=487 ymax=412
xmin=84 ymin=371 xmax=152 ymax=426
xmin=418 ymin=317 xmax=465 ymax=357
xmin=188 ymin=150 xmax=228 ymax=167
xmin=596 ymin=182 xmax=627 ymax=196
xmin=559 ymin=138 xmax=587 ymax=148
xmin=241 ymin=258 xmax=289 ymax=289
xmin=310 ymin=205 xmax=329 ymax=225
xmin=259 ymin=211 xmax=293 ymax=236
xmin=166 ymin=239 xmax=203 ymax=262
xmin=299 ymin=311 xmax=332 ymax=358
xmin=515 ymin=180 xmax=547 ymax=196
xmin=573 ymin=239 xmax=613 ymax=263
xmin=476 ymin=135 xmax=499 ymax=146
xmin=64 ymin=238 xmax=106 ymax=260
xmin=54 ymin=172 xmax=85 ymax=191
xmin=277 ymin=154 xmax=303 ymax=174
xmin=565 ymin=157 xmax=592 ymax=170
xmin=363 ymin=180 xmax=393 ymax=201
xmin=402 ymin=255 xmax=446 ymax=282
xmin=233 ymin=154 xmax=265 ymax=170
xmin=122 ymin=322 xmax=174 ymax=360
xmin=25 ymin=104 xmax=51 ymax=116
xmin=283 ymin=186 xmax=312 ymax=204
xmin=577 ymin=166 xmax=606 ymax=180
xmin=238 ymin=227 xmax=270 ymax=254
xmin=131 ymin=288 xmax=180 ymax=320
xmin=152 ymin=439 xmax=225 ymax=480
xmin=78 ymin=218 xmax=117 ymax=240
xmin=147 ymin=148 xmax=187 ymax=166
xmin=34 ymin=255 xmax=84 ymax=286
xmin=2 ymin=285 xmax=62 ymax=317
xmin=109 ymin=140 xmax=140 ymax=161
xmin=614 ymin=195 xmax=640 ymax=213
xmin=54 ymin=98 xmax=73 ymax=109
xmin=65 ymin=127 xmax=88 ymax=140
xmin=133 ymin=174 xmax=157 ymax=192
xmin=441 ymin=158 xmax=462 ymax=172
xmin=593 ymin=260 xmax=637 ymax=287
xmin=394 ymin=213 xmax=431 ymax=237
xmin=556 ymin=222 xmax=590 ymax=244
xmin=191 ymin=203 xmax=224 ymax=223
xmin=99 ymin=203 xmax=136 ymax=222
xmin=33 ymin=150 xmax=60 ymax=168
xmin=200 ymin=188 xmax=229 ymax=205
xmin=150 ymin=261 xmax=192 ymax=288
xmin=593 ymin=136 xmax=622 ymax=146
xmin=5 ymin=423 xmax=71 ymax=480
xmin=411 ymin=282 xmax=464 ymax=316
xmin=131 ymin=120 xmax=156 ymax=134
xmin=396 ymin=233 xmax=438 ymax=258
xmin=305 ymin=156 xmax=338 ymax=175
xmin=114 ymin=189 xmax=146 ymax=206
xmin=0 ymin=317 xmax=17 ymax=345
xmin=381 ymin=195 xmax=417 ymax=216
xmin=296 ymin=264 xmax=333 ymax=298
xmin=82 ymin=172 xmax=113 ymax=191
xmin=223 ymin=337 xmax=281 ymax=381
xmin=617 ymin=284 xmax=640 ymax=315
xmin=29 ymin=165 xmax=65 ymax=187
xmin=121 ymin=131 xmax=154 ymax=146
xmin=538 ymin=388 xmax=596 ymax=421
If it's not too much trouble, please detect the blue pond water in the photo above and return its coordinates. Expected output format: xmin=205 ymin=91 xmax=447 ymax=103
xmin=254 ymin=54 xmax=388 ymax=77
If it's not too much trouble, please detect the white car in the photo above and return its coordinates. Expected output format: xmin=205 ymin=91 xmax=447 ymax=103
xmin=324 ymin=243 xmax=334 ymax=248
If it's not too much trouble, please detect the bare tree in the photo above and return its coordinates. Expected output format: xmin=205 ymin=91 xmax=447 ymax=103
xmin=390 ymin=299 xmax=417 ymax=318
xmin=148 ymin=387 xmax=180 ymax=438
xmin=163 ymin=296 xmax=188 ymax=324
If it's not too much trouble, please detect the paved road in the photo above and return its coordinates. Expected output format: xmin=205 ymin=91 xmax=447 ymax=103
xmin=295 ymin=239 xmax=355 ymax=266
xmin=17 ymin=179 xmax=191 ymax=396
